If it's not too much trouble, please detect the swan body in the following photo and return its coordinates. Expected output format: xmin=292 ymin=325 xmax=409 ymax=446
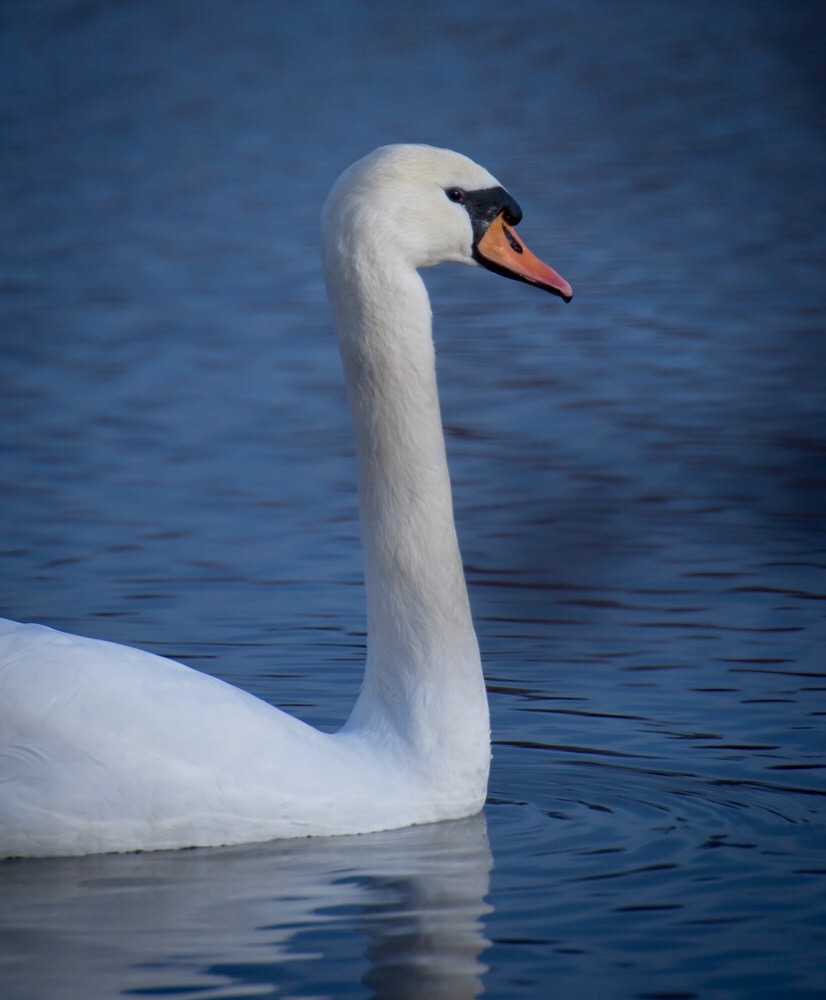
xmin=0 ymin=144 xmax=571 ymax=857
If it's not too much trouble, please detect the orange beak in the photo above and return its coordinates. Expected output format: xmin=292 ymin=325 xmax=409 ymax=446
xmin=475 ymin=213 xmax=572 ymax=302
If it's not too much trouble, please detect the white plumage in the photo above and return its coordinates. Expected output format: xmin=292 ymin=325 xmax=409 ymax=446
xmin=0 ymin=144 xmax=570 ymax=857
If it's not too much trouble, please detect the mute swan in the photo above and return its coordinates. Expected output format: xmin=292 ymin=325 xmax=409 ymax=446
xmin=0 ymin=144 xmax=571 ymax=858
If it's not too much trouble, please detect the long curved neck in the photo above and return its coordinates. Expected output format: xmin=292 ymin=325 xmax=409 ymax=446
xmin=324 ymin=244 xmax=486 ymax=754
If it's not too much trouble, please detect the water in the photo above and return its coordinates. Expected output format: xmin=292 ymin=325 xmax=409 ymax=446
xmin=1 ymin=1 xmax=825 ymax=997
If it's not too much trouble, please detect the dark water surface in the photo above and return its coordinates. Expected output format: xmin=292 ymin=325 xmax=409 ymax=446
xmin=1 ymin=1 xmax=825 ymax=998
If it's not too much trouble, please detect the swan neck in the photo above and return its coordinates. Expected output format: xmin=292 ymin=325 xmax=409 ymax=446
xmin=325 ymin=245 xmax=485 ymax=746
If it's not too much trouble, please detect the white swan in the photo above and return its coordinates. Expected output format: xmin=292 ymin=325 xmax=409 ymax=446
xmin=0 ymin=144 xmax=571 ymax=858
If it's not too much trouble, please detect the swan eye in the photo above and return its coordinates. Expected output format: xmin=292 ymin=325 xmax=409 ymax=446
xmin=445 ymin=187 xmax=465 ymax=204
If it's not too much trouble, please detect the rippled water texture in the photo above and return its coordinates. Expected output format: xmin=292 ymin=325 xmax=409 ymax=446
xmin=1 ymin=1 xmax=825 ymax=997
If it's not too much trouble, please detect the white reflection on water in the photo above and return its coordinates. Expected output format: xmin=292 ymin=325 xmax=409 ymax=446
xmin=0 ymin=816 xmax=491 ymax=1000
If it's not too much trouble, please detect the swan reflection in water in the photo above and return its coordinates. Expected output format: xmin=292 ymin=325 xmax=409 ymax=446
xmin=0 ymin=813 xmax=492 ymax=999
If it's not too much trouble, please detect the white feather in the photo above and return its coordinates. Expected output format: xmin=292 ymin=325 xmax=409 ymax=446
xmin=0 ymin=145 xmax=505 ymax=857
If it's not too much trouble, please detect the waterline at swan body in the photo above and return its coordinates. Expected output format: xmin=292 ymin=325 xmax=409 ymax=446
xmin=0 ymin=145 xmax=571 ymax=858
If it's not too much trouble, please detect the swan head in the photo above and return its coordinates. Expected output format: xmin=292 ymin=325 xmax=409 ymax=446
xmin=322 ymin=144 xmax=572 ymax=302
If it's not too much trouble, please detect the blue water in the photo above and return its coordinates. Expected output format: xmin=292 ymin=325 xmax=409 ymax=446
xmin=1 ymin=1 xmax=825 ymax=997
